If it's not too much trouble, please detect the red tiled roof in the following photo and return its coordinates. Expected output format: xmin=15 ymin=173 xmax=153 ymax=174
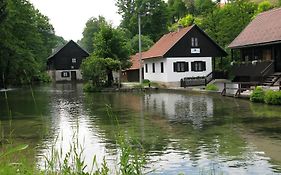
xmin=127 ymin=53 xmax=141 ymax=70
xmin=142 ymin=25 xmax=194 ymax=60
xmin=229 ymin=7 xmax=281 ymax=49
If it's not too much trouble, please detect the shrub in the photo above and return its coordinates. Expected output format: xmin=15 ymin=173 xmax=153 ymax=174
xmin=264 ymin=90 xmax=281 ymax=105
xmin=83 ymin=82 xmax=102 ymax=92
xmin=250 ymin=87 xmax=265 ymax=103
xmin=206 ymin=84 xmax=219 ymax=91
xmin=143 ymin=79 xmax=150 ymax=84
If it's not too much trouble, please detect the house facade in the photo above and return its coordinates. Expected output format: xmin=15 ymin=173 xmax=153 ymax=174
xmin=229 ymin=8 xmax=281 ymax=85
xmin=47 ymin=40 xmax=89 ymax=81
xmin=142 ymin=24 xmax=227 ymax=87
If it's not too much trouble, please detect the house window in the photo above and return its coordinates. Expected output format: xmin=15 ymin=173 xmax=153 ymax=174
xmin=61 ymin=71 xmax=70 ymax=78
xmin=145 ymin=64 xmax=148 ymax=73
xmin=161 ymin=62 xmax=164 ymax=73
xmin=152 ymin=63 xmax=155 ymax=73
xmin=191 ymin=61 xmax=206 ymax=72
xmin=72 ymin=58 xmax=77 ymax=63
xmin=191 ymin=37 xmax=198 ymax=47
xmin=173 ymin=62 xmax=188 ymax=72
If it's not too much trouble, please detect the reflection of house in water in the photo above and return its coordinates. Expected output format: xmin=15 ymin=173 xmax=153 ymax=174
xmin=144 ymin=92 xmax=213 ymax=128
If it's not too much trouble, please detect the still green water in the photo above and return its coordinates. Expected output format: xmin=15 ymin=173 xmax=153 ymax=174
xmin=1 ymin=83 xmax=281 ymax=174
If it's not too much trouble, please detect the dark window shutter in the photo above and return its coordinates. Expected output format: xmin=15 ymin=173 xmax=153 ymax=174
xmin=185 ymin=62 xmax=189 ymax=72
xmin=191 ymin=62 xmax=195 ymax=71
xmin=202 ymin=61 xmax=206 ymax=71
xmin=173 ymin=62 xmax=177 ymax=72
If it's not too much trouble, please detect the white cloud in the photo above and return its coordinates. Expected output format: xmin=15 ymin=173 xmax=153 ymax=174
xmin=29 ymin=0 xmax=122 ymax=41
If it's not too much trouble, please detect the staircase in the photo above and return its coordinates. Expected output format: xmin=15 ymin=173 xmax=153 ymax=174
xmin=262 ymin=72 xmax=281 ymax=86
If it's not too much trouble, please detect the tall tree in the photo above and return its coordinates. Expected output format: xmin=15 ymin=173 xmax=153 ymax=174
xmin=116 ymin=0 xmax=169 ymax=41
xmin=93 ymin=23 xmax=130 ymax=86
xmin=0 ymin=0 xmax=63 ymax=86
xmin=168 ymin=0 xmax=188 ymax=23
xmin=128 ymin=35 xmax=154 ymax=55
xmin=80 ymin=16 xmax=106 ymax=53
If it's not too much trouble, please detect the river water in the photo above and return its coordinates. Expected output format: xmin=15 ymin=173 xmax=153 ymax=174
xmin=0 ymin=83 xmax=281 ymax=174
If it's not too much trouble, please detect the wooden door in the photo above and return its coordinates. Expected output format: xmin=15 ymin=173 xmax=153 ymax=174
xmin=71 ymin=71 xmax=77 ymax=80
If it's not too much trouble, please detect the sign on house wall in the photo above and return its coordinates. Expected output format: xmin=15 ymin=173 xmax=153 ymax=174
xmin=191 ymin=48 xmax=200 ymax=54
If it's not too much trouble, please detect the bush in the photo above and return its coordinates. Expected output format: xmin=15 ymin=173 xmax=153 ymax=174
xmin=264 ymin=90 xmax=281 ymax=105
xmin=83 ymin=82 xmax=102 ymax=92
xmin=250 ymin=87 xmax=265 ymax=103
xmin=143 ymin=79 xmax=150 ymax=83
xmin=206 ymin=84 xmax=219 ymax=91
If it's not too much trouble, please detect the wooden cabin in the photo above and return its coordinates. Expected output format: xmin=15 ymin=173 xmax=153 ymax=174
xmin=142 ymin=24 xmax=227 ymax=87
xmin=47 ymin=40 xmax=89 ymax=81
xmin=229 ymin=8 xmax=281 ymax=85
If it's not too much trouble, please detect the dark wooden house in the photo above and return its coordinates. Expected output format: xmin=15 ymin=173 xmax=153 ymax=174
xmin=229 ymin=8 xmax=281 ymax=85
xmin=47 ymin=40 xmax=89 ymax=81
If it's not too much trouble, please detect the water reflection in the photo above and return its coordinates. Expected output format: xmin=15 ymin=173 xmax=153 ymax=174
xmin=1 ymin=83 xmax=281 ymax=174
xmin=144 ymin=93 xmax=213 ymax=128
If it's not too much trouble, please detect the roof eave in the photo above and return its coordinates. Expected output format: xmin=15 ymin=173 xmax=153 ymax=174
xmin=229 ymin=40 xmax=281 ymax=49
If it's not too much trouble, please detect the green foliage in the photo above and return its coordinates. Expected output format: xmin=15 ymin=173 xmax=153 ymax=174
xmin=0 ymin=0 xmax=64 ymax=86
xmin=116 ymin=0 xmax=169 ymax=41
xmin=206 ymin=84 xmax=219 ymax=91
xmin=83 ymin=82 xmax=102 ymax=92
xmin=194 ymin=0 xmax=216 ymax=15
xmin=256 ymin=1 xmax=273 ymax=14
xmin=264 ymin=90 xmax=281 ymax=105
xmin=128 ymin=35 xmax=154 ymax=55
xmin=143 ymin=79 xmax=150 ymax=83
xmin=81 ymin=56 xmax=121 ymax=88
xmin=80 ymin=16 xmax=106 ymax=53
xmin=250 ymin=87 xmax=265 ymax=103
xmin=168 ymin=0 xmax=188 ymax=22
xmin=169 ymin=14 xmax=194 ymax=31
xmin=0 ymin=0 xmax=8 ymax=24
xmin=93 ymin=23 xmax=130 ymax=67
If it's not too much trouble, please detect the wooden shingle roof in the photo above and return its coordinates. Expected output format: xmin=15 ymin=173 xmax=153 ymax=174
xmin=229 ymin=7 xmax=281 ymax=49
xmin=127 ymin=53 xmax=141 ymax=70
xmin=142 ymin=25 xmax=194 ymax=60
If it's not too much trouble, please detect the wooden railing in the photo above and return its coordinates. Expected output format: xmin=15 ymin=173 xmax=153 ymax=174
xmin=180 ymin=72 xmax=213 ymax=87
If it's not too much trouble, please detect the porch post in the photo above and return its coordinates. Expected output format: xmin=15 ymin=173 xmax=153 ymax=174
xmin=213 ymin=57 xmax=216 ymax=71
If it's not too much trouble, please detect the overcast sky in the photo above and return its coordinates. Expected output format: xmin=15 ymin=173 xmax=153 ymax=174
xmin=29 ymin=0 xmax=122 ymax=41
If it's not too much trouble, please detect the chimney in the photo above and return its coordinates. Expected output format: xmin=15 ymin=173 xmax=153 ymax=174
xmin=178 ymin=24 xmax=183 ymax=32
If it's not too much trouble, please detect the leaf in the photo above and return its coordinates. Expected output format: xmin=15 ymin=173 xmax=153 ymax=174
xmin=0 ymin=144 xmax=29 ymax=158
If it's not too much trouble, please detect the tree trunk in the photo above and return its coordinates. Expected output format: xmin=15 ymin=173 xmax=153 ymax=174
xmin=107 ymin=69 xmax=113 ymax=87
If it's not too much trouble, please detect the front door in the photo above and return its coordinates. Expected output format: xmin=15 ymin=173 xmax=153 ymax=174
xmin=71 ymin=71 xmax=77 ymax=80
xmin=275 ymin=45 xmax=281 ymax=72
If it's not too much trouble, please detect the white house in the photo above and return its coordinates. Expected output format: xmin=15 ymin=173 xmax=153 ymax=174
xmin=142 ymin=24 xmax=227 ymax=87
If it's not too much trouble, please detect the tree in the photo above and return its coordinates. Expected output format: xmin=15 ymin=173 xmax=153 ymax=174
xmin=80 ymin=16 xmax=106 ymax=53
xmin=168 ymin=0 xmax=188 ymax=23
xmin=93 ymin=22 xmax=130 ymax=86
xmin=0 ymin=0 xmax=7 ymax=24
xmin=194 ymin=0 xmax=216 ymax=15
xmin=116 ymin=0 xmax=169 ymax=41
xmin=81 ymin=56 xmax=120 ymax=87
xmin=0 ymin=0 xmax=63 ymax=86
xmin=169 ymin=14 xmax=195 ymax=31
xmin=128 ymin=35 xmax=154 ymax=54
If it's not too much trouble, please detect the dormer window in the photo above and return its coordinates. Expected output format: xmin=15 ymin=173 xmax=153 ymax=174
xmin=72 ymin=58 xmax=77 ymax=63
xmin=191 ymin=37 xmax=198 ymax=47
